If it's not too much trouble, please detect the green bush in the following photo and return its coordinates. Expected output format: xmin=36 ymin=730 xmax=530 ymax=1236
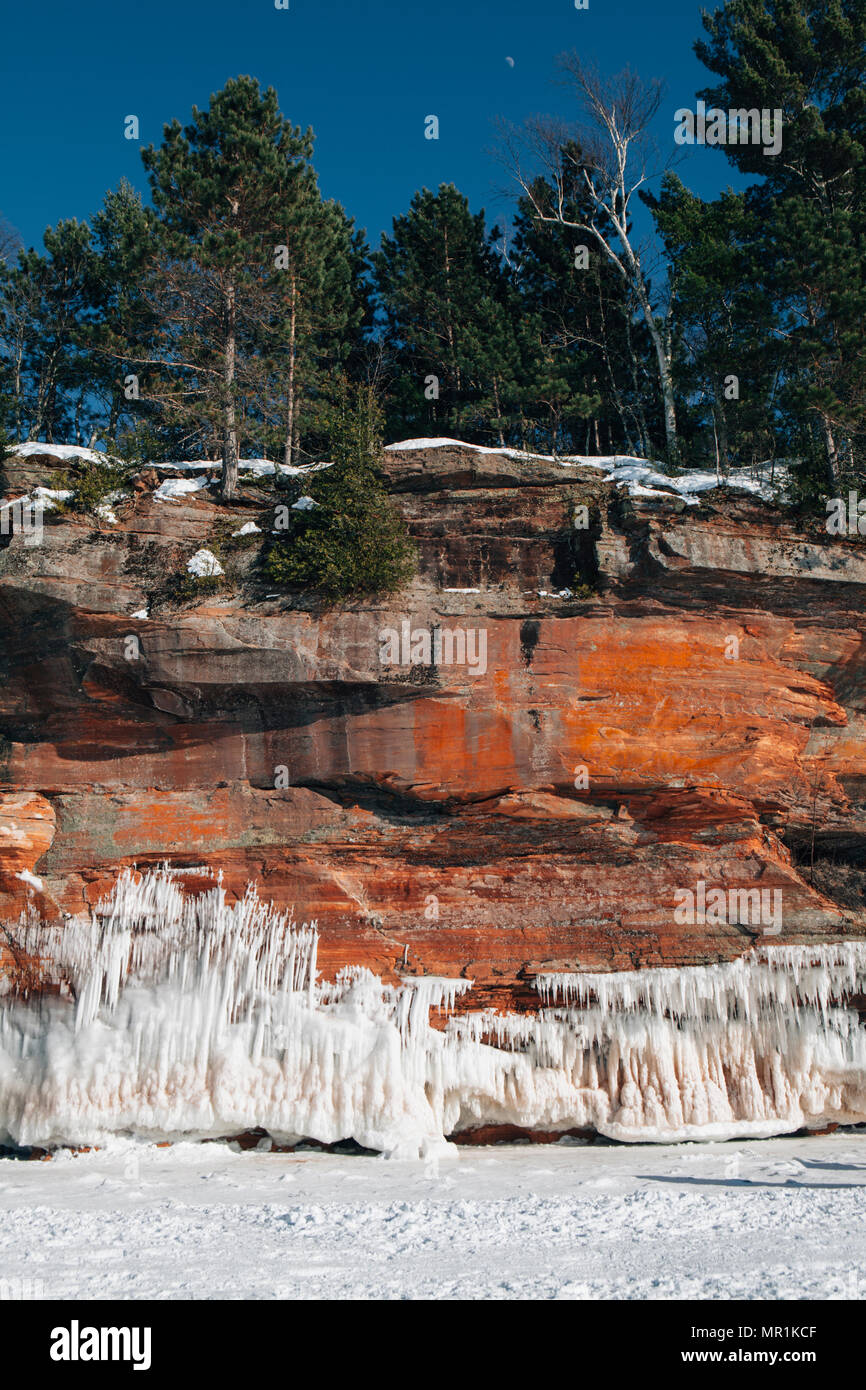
xmin=56 ymin=455 xmax=135 ymax=515
xmin=70 ymin=461 xmax=125 ymax=511
xmin=264 ymin=382 xmax=416 ymax=599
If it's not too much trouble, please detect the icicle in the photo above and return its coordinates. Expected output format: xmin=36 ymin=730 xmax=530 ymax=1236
xmin=2 ymin=869 xmax=866 ymax=1153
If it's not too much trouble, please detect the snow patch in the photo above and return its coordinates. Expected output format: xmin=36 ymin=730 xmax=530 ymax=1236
xmin=11 ymin=442 xmax=111 ymax=466
xmin=14 ymin=868 xmax=43 ymax=892
xmin=157 ymin=459 xmax=334 ymax=478
xmin=30 ymin=486 xmax=73 ymax=508
xmin=186 ymin=549 xmax=224 ymax=578
xmin=153 ymin=477 xmax=211 ymax=502
xmin=95 ymin=490 xmax=129 ymax=525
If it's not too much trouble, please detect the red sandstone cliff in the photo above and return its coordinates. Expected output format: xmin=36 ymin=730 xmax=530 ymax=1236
xmin=1 ymin=443 xmax=864 ymax=1009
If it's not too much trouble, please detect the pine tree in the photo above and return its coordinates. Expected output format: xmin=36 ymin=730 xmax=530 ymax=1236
xmin=647 ymin=175 xmax=781 ymax=472
xmin=374 ymin=184 xmax=520 ymax=444
xmin=88 ymin=179 xmax=161 ymax=447
xmin=0 ymin=220 xmax=99 ymax=444
xmin=141 ymin=76 xmax=326 ymax=497
xmin=512 ymin=62 xmax=681 ymax=463
xmin=257 ymin=196 xmax=370 ymax=467
xmin=695 ymin=0 xmax=866 ymax=489
xmin=511 ymin=159 xmax=651 ymax=455
xmin=264 ymin=380 xmax=415 ymax=598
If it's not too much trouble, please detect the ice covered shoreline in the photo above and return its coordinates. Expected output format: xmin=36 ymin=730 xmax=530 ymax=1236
xmin=3 ymin=868 xmax=866 ymax=1153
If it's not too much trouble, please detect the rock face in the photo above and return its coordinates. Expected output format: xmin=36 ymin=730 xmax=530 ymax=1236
xmin=0 ymin=791 xmax=55 ymax=884
xmin=1 ymin=443 xmax=864 ymax=1011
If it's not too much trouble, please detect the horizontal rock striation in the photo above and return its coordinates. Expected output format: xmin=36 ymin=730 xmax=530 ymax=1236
xmin=1 ymin=444 xmax=865 ymax=1016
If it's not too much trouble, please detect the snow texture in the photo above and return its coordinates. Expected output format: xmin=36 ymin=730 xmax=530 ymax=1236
xmin=31 ymin=486 xmax=73 ymax=506
xmin=157 ymin=458 xmax=333 ymax=478
xmin=8 ymin=440 xmax=781 ymax=505
xmin=153 ymin=476 xmax=211 ymax=502
xmin=3 ymin=870 xmax=866 ymax=1155
xmin=94 ymin=490 xmax=129 ymax=525
xmin=1 ymin=1133 xmax=864 ymax=1299
xmin=186 ymin=548 xmax=224 ymax=578
xmin=11 ymin=442 xmax=109 ymax=465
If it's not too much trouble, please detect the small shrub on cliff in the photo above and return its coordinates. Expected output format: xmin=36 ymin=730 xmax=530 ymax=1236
xmin=158 ymin=549 xmax=226 ymax=606
xmin=57 ymin=456 xmax=134 ymax=515
xmin=264 ymin=382 xmax=416 ymax=600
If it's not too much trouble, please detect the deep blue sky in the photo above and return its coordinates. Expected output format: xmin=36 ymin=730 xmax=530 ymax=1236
xmin=0 ymin=0 xmax=746 ymax=255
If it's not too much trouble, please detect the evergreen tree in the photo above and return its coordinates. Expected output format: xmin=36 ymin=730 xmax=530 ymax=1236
xmin=141 ymin=76 xmax=328 ymax=496
xmin=374 ymin=184 xmax=520 ymax=444
xmin=265 ymin=380 xmax=415 ymax=598
xmin=0 ymin=220 xmax=99 ymax=444
xmin=695 ymin=0 xmax=866 ymax=489
xmin=511 ymin=158 xmax=653 ymax=455
xmin=88 ymin=179 xmax=161 ymax=447
xmin=257 ymin=196 xmax=370 ymax=467
xmin=512 ymin=62 xmax=681 ymax=463
xmin=647 ymin=175 xmax=781 ymax=472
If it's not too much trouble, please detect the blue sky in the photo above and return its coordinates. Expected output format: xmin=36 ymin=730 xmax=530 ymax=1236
xmin=0 ymin=0 xmax=746 ymax=255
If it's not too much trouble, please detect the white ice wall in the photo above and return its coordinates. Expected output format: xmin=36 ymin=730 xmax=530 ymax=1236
xmin=2 ymin=869 xmax=866 ymax=1154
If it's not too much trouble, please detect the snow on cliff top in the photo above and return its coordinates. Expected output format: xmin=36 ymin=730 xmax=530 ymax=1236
xmin=9 ymin=444 xmax=331 ymax=480
xmin=385 ymin=438 xmax=785 ymax=505
xmin=153 ymin=476 xmax=211 ymax=501
xmin=10 ymin=440 xmax=784 ymax=506
xmin=12 ymin=442 xmax=108 ymax=465
xmin=158 ymin=458 xmax=332 ymax=477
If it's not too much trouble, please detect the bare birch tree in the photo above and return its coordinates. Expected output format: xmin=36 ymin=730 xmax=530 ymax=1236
xmin=506 ymin=57 xmax=680 ymax=464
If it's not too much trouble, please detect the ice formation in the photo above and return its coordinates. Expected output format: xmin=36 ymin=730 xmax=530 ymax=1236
xmin=2 ymin=869 xmax=866 ymax=1154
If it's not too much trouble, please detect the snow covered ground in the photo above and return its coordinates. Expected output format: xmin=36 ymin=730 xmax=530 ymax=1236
xmin=2 ymin=1132 xmax=865 ymax=1301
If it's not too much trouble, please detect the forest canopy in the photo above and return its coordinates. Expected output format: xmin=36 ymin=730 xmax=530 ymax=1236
xmin=2 ymin=0 xmax=865 ymax=507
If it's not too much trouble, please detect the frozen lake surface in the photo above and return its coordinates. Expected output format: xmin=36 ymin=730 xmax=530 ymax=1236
xmin=1 ymin=1132 xmax=865 ymax=1300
